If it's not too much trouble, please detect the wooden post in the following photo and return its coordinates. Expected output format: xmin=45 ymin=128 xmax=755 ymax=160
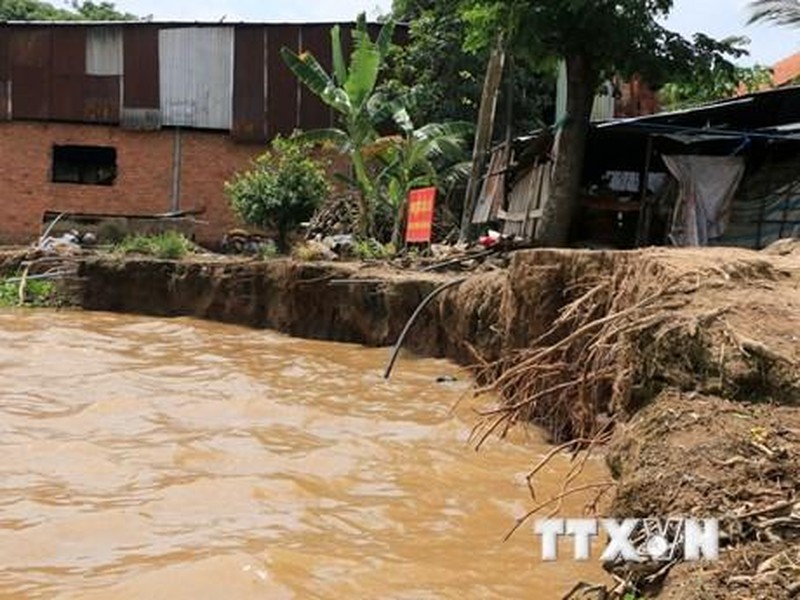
xmin=459 ymin=37 xmax=506 ymax=244
xmin=635 ymin=135 xmax=654 ymax=247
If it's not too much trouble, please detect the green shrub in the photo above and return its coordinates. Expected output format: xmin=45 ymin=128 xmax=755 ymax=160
xmin=0 ymin=277 xmax=56 ymax=307
xmin=225 ymin=135 xmax=330 ymax=251
xmin=115 ymin=231 xmax=192 ymax=260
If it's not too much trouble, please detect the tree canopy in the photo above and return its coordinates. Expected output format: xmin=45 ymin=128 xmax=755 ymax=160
xmin=0 ymin=0 xmax=137 ymax=21
xmin=452 ymin=0 xmax=747 ymax=245
xmin=660 ymin=63 xmax=773 ymax=111
xmin=385 ymin=0 xmax=555 ymax=138
xmin=459 ymin=0 xmax=747 ymax=92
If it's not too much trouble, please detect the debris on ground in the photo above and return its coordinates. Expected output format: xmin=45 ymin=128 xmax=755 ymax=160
xmin=220 ymin=229 xmax=276 ymax=255
xmin=305 ymin=194 xmax=360 ymax=239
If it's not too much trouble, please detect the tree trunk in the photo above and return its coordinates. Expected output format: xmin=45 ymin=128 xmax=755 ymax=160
xmin=536 ymin=53 xmax=597 ymax=247
xmin=391 ymin=199 xmax=408 ymax=250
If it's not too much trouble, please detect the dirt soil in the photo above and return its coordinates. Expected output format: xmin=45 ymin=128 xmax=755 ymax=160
xmin=609 ymin=393 xmax=800 ymax=598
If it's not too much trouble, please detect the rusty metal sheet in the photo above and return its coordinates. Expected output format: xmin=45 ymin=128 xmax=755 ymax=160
xmin=48 ymin=73 xmax=119 ymax=123
xmin=298 ymin=25 xmax=333 ymax=131
xmin=51 ymin=26 xmax=85 ymax=75
xmin=11 ymin=66 xmax=49 ymax=120
xmin=0 ymin=26 xmax=9 ymax=81
xmin=123 ymin=25 xmax=159 ymax=110
xmin=159 ymin=27 xmax=234 ymax=130
xmin=84 ymin=75 xmax=120 ymax=123
xmin=0 ymin=27 xmax=8 ymax=120
xmin=86 ymin=26 xmax=123 ymax=76
xmin=9 ymin=27 xmax=50 ymax=68
xmin=232 ymin=25 xmax=266 ymax=142
xmin=266 ymin=25 xmax=300 ymax=139
xmin=0 ymin=81 xmax=9 ymax=121
xmin=49 ymin=74 xmax=84 ymax=121
xmin=120 ymin=108 xmax=161 ymax=130
xmin=49 ymin=27 xmax=93 ymax=122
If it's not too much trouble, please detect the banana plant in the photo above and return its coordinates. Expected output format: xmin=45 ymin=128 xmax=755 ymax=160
xmin=374 ymin=106 xmax=472 ymax=247
xmin=281 ymin=14 xmax=395 ymax=238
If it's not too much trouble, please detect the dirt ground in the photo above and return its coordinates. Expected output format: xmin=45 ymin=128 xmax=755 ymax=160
xmin=609 ymin=393 xmax=800 ymax=598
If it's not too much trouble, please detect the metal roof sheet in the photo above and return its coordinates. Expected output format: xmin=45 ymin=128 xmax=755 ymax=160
xmin=159 ymin=26 xmax=234 ymax=130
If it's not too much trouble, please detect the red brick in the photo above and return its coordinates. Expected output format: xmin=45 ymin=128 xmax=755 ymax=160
xmin=0 ymin=121 xmax=264 ymax=246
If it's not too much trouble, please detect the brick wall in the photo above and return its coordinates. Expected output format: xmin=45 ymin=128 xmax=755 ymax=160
xmin=0 ymin=121 xmax=264 ymax=246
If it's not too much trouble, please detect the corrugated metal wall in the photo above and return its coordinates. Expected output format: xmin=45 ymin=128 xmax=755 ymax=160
xmin=298 ymin=25 xmax=333 ymax=132
xmin=159 ymin=27 xmax=234 ymax=130
xmin=86 ymin=27 xmax=123 ymax=76
xmin=121 ymin=25 xmax=160 ymax=130
xmin=51 ymin=26 xmax=119 ymax=124
xmin=266 ymin=25 xmax=301 ymax=139
xmin=2 ymin=22 xmax=400 ymax=140
xmin=232 ymin=26 xmax=266 ymax=141
xmin=10 ymin=27 xmax=51 ymax=120
xmin=0 ymin=26 xmax=10 ymax=121
xmin=50 ymin=26 xmax=87 ymax=122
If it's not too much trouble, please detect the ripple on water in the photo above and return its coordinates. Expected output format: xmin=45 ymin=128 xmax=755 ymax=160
xmin=0 ymin=310 xmax=609 ymax=599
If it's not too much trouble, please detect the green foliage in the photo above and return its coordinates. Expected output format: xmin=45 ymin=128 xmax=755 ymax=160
xmin=96 ymin=220 xmax=127 ymax=244
xmin=0 ymin=277 xmax=56 ymax=307
xmin=0 ymin=0 xmax=137 ymax=20
xmin=72 ymin=1 xmax=138 ymax=20
xmin=459 ymin=1 xmax=746 ymax=90
xmin=115 ymin=231 xmax=193 ymax=260
xmin=385 ymin=0 xmax=555 ymax=135
xmin=225 ymin=136 xmax=330 ymax=251
xmin=375 ymin=110 xmax=471 ymax=245
xmin=281 ymin=13 xmax=396 ymax=237
xmin=660 ymin=64 xmax=774 ymax=110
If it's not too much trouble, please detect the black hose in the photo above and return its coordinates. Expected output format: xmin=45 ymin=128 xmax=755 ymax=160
xmin=383 ymin=277 xmax=469 ymax=380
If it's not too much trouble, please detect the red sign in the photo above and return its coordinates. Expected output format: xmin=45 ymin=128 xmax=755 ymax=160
xmin=405 ymin=187 xmax=436 ymax=243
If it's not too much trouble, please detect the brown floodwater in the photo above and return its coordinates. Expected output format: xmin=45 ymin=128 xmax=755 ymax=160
xmin=0 ymin=310 xmax=609 ymax=599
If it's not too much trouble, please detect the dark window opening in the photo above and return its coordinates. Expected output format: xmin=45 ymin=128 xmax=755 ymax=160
xmin=52 ymin=145 xmax=117 ymax=186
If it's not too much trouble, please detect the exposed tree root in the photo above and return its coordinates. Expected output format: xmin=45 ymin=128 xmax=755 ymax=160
xmin=465 ymin=248 xmax=800 ymax=599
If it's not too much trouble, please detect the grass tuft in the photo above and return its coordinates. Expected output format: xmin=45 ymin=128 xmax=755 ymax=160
xmin=114 ymin=231 xmax=193 ymax=260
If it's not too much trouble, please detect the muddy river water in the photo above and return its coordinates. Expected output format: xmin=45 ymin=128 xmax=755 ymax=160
xmin=0 ymin=311 xmax=608 ymax=599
